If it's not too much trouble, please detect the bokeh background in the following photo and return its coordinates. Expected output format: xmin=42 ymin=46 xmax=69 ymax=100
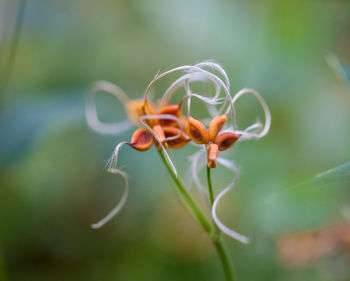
xmin=1 ymin=0 xmax=350 ymax=280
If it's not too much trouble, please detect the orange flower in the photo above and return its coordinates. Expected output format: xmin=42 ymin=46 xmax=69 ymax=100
xmin=186 ymin=114 xmax=241 ymax=168
xmin=86 ymin=80 xmax=191 ymax=160
xmin=86 ymin=61 xmax=271 ymax=245
xmin=85 ymin=62 xmax=228 ymax=228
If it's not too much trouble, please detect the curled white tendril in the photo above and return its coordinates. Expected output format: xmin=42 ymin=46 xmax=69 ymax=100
xmin=86 ymin=81 xmax=133 ymax=135
xmin=212 ymin=158 xmax=250 ymax=244
xmin=188 ymin=150 xmax=250 ymax=243
xmin=91 ymin=142 xmax=129 ymax=229
xmin=225 ymin=88 xmax=271 ymax=140
xmin=158 ymin=64 xmax=271 ymax=138
xmin=182 ymin=78 xmax=225 ymax=123
xmin=195 ymin=61 xmax=230 ymax=90
xmin=145 ymin=65 xmax=220 ymax=103
xmin=159 ymin=71 xmax=222 ymax=110
xmin=184 ymin=66 xmax=235 ymax=128
xmin=144 ymin=64 xmax=235 ymax=126
xmin=177 ymin=86 xmax=224 ymax=120
xmin=194 ymin=61 xmax=230 ymax=117
xmin=91 ymin=112 xmax=184 ymax=228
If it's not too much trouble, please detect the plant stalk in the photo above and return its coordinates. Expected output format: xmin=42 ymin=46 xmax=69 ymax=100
xmin=159 ymin=150 xmax=235 ymax=281
xmin=158 ymin=150 xmax=213 ymax=234
xmin=207 ymin=166 xmax=215 ymax=205
xmin=207 ymin=166 xmax=235 ymax=281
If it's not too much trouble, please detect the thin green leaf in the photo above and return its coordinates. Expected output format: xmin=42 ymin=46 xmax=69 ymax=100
xmin=263 ymin=162 xmax=350 ymax=234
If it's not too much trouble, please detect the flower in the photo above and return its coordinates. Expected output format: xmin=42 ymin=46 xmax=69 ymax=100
xmin=85 ymin=61 xmax=271 ymax=244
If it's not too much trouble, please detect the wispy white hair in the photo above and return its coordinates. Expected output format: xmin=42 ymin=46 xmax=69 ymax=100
xmin=225 ymin=88 xmax=271 ymax=140
xmin=211 ymin=158 xmax=250 ymax=244
xmin=86 ymin=81 xmax=133 ymax=135
xmin=91 ymin=141 xmax=129 ymax=229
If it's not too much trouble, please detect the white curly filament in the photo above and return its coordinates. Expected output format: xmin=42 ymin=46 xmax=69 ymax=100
xmin=86 ymin=81 xmax=133 ymax=135
xmin=91 ymin=142 xmax=129 ymax=229
xmin=211 ymin=158 xmax=250 ymax=244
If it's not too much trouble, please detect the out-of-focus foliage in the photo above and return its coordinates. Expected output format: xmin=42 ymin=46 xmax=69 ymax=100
xmin=265 ymin=162 xmax=350 ymax=233
xmin=1 ymin=0 xmax=350 ymax=281
xmin=327 ymin=54 xmax=350 ymax=93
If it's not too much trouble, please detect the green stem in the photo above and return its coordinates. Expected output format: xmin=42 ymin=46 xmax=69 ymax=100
xmin=159 ymin=150 xmax=235 ymax=281
xmin=207 ymin=167 xmax=235 ymax=281
xmin=158 ymin=150 xmax=213 ymax=234
xmin=213 ymin=238 xmax=235 ymax=281
xmin=207 ymin=166 xmax=215 ymax=205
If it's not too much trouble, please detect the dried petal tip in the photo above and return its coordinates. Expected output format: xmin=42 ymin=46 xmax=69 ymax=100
xmin=209 ymin=114 xmax=227 ymax=142
xmin=215 ymin=132 xmax=241 ymax=151
xmin=207 ymin=143 xmax=218 ymax=168
xmin=163 ymin=126 xmax=190 ymax=149
xmin=130 ymin=128 xmax=153 ymax=151
xmin=187 ymin=117 xmax=209 ymax=144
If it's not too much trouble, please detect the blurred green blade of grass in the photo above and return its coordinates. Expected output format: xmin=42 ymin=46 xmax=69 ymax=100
xmin=0 ymin=92 xmax=84 ymax=166
xmin=263 ymin=162 xmax=350 ymax=234
xmin=326 ymin=53 xmax=350 ymax=93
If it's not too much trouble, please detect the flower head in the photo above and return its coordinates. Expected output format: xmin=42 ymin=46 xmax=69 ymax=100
xmin=85 ymin=61 xmax=271 ymax=244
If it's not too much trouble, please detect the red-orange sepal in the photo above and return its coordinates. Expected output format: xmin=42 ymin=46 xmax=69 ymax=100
xmin=141 ymin=101 xmax=156 ymax=127
xmin=208 ymin=114 xmax=227 ymax=142
xmin=152 ymin=124 xmax=168 ymax=149
xmin=130 ymin=128 xmax=153 ymax=151
xmin=187 ymin=117 xmax=209 ymax=144
xmin=158 ymin=104 xmax=181 ymax=116
xmin=157 ymin=104 xmax=182 ymax=127
xmin=163 ymin=126 xmax=191 ymax=149
xmin=215 ymin=132 xmax=241 ymax=151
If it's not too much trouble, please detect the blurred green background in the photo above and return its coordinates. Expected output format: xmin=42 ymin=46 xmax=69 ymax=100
xmin=1 ymin=0 xmax=350 ymax=280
